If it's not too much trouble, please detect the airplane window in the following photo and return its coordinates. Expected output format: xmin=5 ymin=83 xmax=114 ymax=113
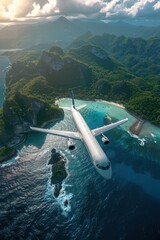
xmin=96 ymin=162 xmax=110 ymax=170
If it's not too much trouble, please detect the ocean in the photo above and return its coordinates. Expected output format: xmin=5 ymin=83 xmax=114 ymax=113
xmin=0 ymin=59 xmax=160 ymax=240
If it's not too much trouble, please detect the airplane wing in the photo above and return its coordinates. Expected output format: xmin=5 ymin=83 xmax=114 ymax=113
xmin=92 ymin=118 xmax=128 ymax=136
xmin=30 ymin=127 xmax=81 ymax=140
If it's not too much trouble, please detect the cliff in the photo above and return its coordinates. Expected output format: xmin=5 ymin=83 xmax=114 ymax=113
xmin=38 ymin=46 xmax=92 ymax=89
xmin=0 ymin=92 xmax=63 ymax=146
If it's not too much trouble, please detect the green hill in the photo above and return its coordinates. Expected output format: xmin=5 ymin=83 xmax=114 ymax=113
xmin=69 ymin=33 xmax=160 ymax=78
xmin=1 ymin=40 xmax=160 ymax=146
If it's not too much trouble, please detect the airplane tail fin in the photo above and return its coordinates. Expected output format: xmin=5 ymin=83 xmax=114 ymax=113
xmin=61 ymin=91 xmax=76 ymax=111
xmin=71 ymin=91 xmax=75 ymax=108
xmin=71 ymin=91 xmax=87 ymax=111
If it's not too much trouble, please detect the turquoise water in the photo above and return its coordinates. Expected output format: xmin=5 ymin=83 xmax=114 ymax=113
xmin=0 ymin=98 xmax=160 ymax=239
xmin=0 ymin=56 xmax=10 ymax=106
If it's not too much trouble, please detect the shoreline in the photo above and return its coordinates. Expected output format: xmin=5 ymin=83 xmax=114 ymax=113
xmin=0 ymin=148 xmax=17 ymax=164
xmin=56 ymin=98 xmax=125 ymax=109
xmin=1 ymin=116 xmax=63 ymax=164
xmin=12 ymin=116 xmax=63 ymax=147
xmin=57 ymin=98 xmax=146 ymax=135
xmin=95 ymin=99 xmax=125 ymax=109
xmin=1 ymin=97 xmax=159 ymax=163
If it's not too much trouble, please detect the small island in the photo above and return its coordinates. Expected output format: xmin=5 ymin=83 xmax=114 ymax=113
xmin=48 ymin=148 xmax=67 ymax=198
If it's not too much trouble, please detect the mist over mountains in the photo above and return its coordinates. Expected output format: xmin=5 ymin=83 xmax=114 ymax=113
xmin=0 ymin=16 xmax=160 ymax=49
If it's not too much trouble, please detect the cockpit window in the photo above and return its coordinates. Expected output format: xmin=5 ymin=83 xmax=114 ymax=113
xmin=96 ymin=162 xmax=110 ymax=170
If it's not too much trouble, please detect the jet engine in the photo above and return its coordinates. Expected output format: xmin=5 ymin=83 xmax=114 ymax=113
xmin=67 ymin=138 xmax=75 ymax=150
xmin=101 ymin=134 xmax=110 ymax=145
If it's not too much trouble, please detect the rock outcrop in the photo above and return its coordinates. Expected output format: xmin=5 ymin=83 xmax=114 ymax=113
xmin=1 ymin=92 xmax=63 ymax=146
xmin=40 ymin=51 xmax=64 ymax=72
xmin=48 ymin=148 xmax=67 ymax=198
xmin=129 ymin=120 xmax=144 ymax=136
xmin=38 ymin=47 xmax=92 ymax=89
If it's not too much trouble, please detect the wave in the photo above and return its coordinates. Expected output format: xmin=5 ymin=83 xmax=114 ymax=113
xmin=0 ymin=154 xmax=20 ymax=168
xmin=45 ymin=175 xmax=73 ymax=216
xmin=127 ymin=131 xmax=146 ymax=146
xmin=56 ymin=182 xmax=73 ymax=216
xmin=151 ymin=133 xmax=156 ymax=138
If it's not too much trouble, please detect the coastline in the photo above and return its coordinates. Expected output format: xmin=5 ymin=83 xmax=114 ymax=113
xmin=95 ymin=99 xmax=145 ymax=135
xmin=0 ymin=116 xmax=63 ymax=164
xmin=56 ymin=98 xmax=125 ymax=109
xmin=14 ymin=116 xmax=63 ymax=147
xmin=0 ymin=148 xmax=17 ymax=164
xmin=1 ymin=96 xmax=159 ymax=163
xmin=98 ymin=100 xmax=145 ymax=135
xmin=57 ymin=98 xmax=145 ymax=135
xmin=95 ymin=99 xmax=125 ymax=109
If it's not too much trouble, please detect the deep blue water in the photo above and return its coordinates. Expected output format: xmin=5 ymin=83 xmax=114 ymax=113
xmin=0 ymin=99 xmax=160 ymax=240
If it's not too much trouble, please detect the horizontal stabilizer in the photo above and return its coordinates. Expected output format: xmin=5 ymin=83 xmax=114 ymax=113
xmin=92 ymin=118 xmax=128 ymax=136
xmin=30 ymin=126 xmax=81 ymax=140
xmin=60 ymin=105 xmax=87 ymax=111
xmin=76 ymin=105 xmax=87 ymax=110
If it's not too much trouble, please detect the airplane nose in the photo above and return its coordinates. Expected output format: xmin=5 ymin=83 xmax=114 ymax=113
xmin=106 ymin=167 xmax=112 ymax=179
xmin=101 ymin=167 xmax=112 ymax=179
xmin=95 ymin=162 xmax=112 ymax=179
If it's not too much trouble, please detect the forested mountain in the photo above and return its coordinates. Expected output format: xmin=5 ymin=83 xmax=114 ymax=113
xmin=1 ymin=39 xmax=160 ymax=137
xmin=68 ymin=34 xmax=160 ymax=124
xmin=1 ymin=26 xmax=160 ymax=145
xmin=0 ymin=16 xmax=160 ymax=49
xmin=69 ymin=33 xmax=160 ymax=78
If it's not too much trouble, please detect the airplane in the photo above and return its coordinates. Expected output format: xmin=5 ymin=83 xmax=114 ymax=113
xmin=30 ymin=93 xmax=128 ymax=179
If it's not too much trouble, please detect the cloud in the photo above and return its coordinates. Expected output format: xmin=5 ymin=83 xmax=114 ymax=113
xmin=0 ymin=0 xmax=160 ymax=22
xmin=0 ymin=0 xmax=35 ymax=21
xmin=100 ymin=0 xmax=159 ymax=18
xmin=124 ymin=0 xmax=156 ymax=17
xmin=154 ymin=1 xmax=160 ymax=9
xmin=27 ymin=0 xmax=57 ymax=17
xmin=55 ymin=0 xmax=104 ymax=17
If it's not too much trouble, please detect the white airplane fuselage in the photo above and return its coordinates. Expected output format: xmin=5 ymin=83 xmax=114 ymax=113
xmin=72 ymin=106 xmax=112 ymax=179
xmin=30 ymin=96 xmax=128 ymax=179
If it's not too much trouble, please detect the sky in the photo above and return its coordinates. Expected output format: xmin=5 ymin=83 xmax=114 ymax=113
xmin=0 ymin=0 xmax=160 ymax=23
